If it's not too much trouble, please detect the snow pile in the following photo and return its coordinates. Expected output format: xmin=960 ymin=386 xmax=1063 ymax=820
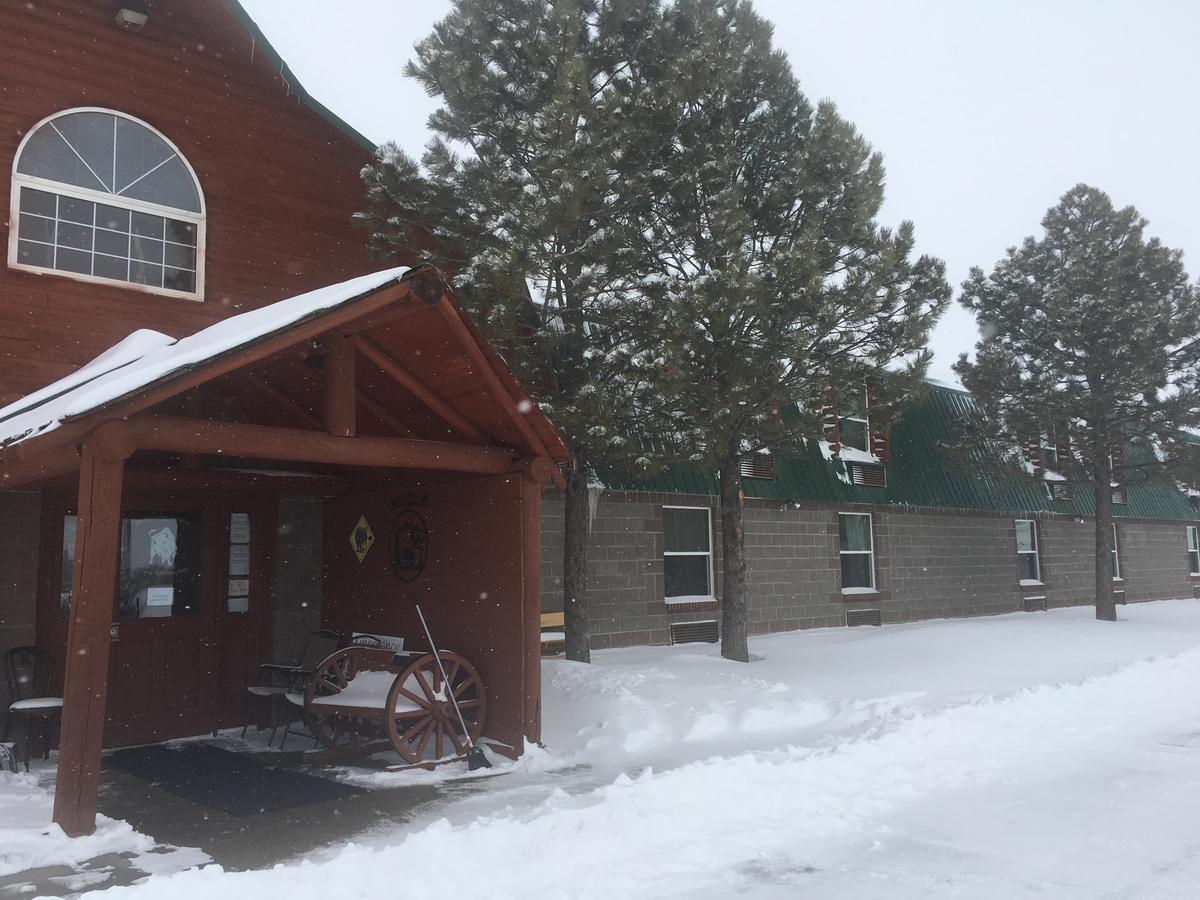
xmin=80 ymin=601 xmax=1200 ymax=899
xmin=0 ymin=770 xmax=152 ymax=878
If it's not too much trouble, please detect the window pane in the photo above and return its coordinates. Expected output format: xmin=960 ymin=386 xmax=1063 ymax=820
xmin=163 ymin=267 xmax=195 ymax=293
xmin=60 ymin=515 xmax=78 ymax=621
xmin=19 ymin=187 xmax=57 ymax=217
xmin=165 ymin=219 xmax=197 ymax=246
xmin=17 ymin=240 xmax=53 ymax=268
xmin=18 ymin=213 xmax=55 ymax=243
xmin=131 ymin=236 xmax=164 ymax=264
xmin=1018 ymin=553 xmax=1039 ymax=581
xmin=16 ymin=124 xmax=107 ymax=191
xmin=1015 ymin=521 xmax=1035 ymax=553
xmin=130 ymin=261 xmax=163 ymax=287
xmin=114 ymin=115 xmax=174 ymax=195
xmin=56 ymin=220 xmax=93 ymax=251
xmin=95 ymin=228 xmax=130 ymax=257
xmin=123 ymin=155 xmax=201 ymax=212
xmin=164 ymin=242 xmax=196 ymax=270
xmin=1189 ymin=527 xmax=1198 ymax=552
xmin=839 ymin=514 xmax=872 ymax=552
xmin=664 ymin=507 xmax=709 ymax=553
xmin=839 ymin=417 xmax=868 ymax=452
xmin=54 ymin=247 xmax=91 ymax=275
xmin=95 ymin=203 xmax=131 ymax=232
xmin=1190 ymin=549 xmax=1200 ymax=575
xmin=131 ymin=211 xmax=164 ymax=238
xmin=840 ymin=553 xmax=873 ymax=589
xmin=93 ymin=253 xmax=129 ymax=281
xmin=665 ymin=555 xmax=710 ymax=599
xmin=119 ymin=514 xmax=202 ymax=619
xmin=53 ymin=111 xmax=117 ymax=191
xmin=57 ymin=196 xmax=94 ymax=226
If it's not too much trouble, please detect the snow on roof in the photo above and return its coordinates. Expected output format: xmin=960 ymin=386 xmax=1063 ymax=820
xmin=0 ymin=267 xmax=410 ymax=450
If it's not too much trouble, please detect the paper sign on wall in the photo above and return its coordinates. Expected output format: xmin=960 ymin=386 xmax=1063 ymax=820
xmin=227 ymin=595 xmax=249 ymax=613
xmin=145 ymin=586 xmax=174 ymax=607
xmin=230 ymin=513 xmax=251 ymax=544
xmin=228 ymin=544 xmax=250 ymax=577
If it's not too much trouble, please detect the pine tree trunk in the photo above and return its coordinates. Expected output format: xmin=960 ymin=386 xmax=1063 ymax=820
xmin=563 ymin=456 xmax=592 ymax=662
xmin=718 ymin=454 xmax=749 ymax=662
xmin=1092 ymin=426 xmax=1117 ymax=622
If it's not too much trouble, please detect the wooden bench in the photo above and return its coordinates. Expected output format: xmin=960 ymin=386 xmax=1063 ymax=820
xmin=540 ymin=611 xmax=565 ymax=657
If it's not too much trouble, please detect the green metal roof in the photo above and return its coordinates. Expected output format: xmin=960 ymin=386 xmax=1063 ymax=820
xmin=600 ymin=383 xmax=1200 ymax=521
xmin=224 ymin=1 xmax=377 ymax=153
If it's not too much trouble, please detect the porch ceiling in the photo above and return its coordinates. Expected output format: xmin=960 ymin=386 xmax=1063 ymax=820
xmin=0 ymin=266 xmax=568 ymax=488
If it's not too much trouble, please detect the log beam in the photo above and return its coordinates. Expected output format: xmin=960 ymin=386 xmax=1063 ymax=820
xmin=52 ymin=422 xmax=133 ymax=837
xmin=128 ymin=415 xmax=519 ymax=474
xmin=352 ymin=335 xmax=486 ymax=442
xmin=0 ymin=440 xmax=82 ymax=489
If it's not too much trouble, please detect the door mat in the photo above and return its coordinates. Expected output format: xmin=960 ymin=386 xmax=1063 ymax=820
xmin=104 ymin=744 xmax=365 ymax=817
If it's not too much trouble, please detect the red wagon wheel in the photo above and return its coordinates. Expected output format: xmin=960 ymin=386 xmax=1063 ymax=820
xmin=385 ymin=651 xmax=487 ymax=766
xmin=304 ymin=647 xmax=391 ymax=751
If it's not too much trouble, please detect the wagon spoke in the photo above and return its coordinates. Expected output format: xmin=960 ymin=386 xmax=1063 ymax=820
xmin=445 ymin=722 xmax=465 ymax=755
xmin=435 ymin=719 xmax=445 ymax=759
xmin=397 ymin=686 xmax=430 ymax=709
xmin=454 ymin=677 xmax=476 ymax=699
xmin=414 ymin=717 xmax=435 ymax=759
xmin=457 ymin=698 xmax=482 ymax=709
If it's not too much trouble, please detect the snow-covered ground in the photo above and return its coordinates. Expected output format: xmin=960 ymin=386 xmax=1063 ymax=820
xmin=9 ymin=600 xmax=1200 ymax=897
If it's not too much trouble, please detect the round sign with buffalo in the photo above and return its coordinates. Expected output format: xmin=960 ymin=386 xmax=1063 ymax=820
xmin=389 ymin=509 xmax=428 ymax=581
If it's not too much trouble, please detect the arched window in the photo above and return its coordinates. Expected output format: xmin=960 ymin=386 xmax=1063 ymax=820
xmin=9 ymin=109 xmax=204 ymax=299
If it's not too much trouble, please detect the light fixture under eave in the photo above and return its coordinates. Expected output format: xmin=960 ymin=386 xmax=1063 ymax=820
xmin=115 ymin=0 xmax=149 ymax=30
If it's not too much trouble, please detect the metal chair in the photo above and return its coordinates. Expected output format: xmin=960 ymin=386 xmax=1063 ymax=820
xmin=243 ymin=628 xmax=339 ymax=746
xmin=3 ymin=646 xmax=63 ymax=771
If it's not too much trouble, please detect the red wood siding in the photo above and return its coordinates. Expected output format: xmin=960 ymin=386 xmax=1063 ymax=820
xmin=0 ymin=0 xmax=396 ymax=404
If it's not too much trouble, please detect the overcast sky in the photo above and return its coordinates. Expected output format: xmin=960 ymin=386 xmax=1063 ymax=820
xmin=240 ymin=0 xmax=1200 ymax=383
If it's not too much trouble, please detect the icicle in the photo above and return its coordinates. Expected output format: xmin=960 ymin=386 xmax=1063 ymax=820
xmin=587 ymin=483 xmax=604 ymax=530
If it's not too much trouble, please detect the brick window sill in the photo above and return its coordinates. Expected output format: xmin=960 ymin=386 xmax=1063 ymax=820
xmin=840 ymin=591 xmax=881 ymax=602
xmin=663 ymin=599 xmax=719 ymax=613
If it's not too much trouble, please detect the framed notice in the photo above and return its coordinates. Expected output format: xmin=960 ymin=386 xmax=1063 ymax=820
xmin=228 ymin=543 xmax=250 ymax=577
xmin=229 ymin=512 xmax=251 ymax=544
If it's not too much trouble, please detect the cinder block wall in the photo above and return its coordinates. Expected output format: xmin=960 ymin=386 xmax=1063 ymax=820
xmin=271 ymin=496 xmax=324 ymax=662
xmin=541 ymin=486 xmax=1200 ymax=649
xmin=0 ymin=490 xmax=41 ymax=713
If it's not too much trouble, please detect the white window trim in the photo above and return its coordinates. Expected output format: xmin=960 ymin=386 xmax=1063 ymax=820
xmin=663 ymin=505 xmax=715 ymax=604
xmin=1112 ymin=522 xmax=1122 ymax=581
xmin=8 ymin=107 xmax=206 ymax=302
xmin=838 ymin=511 xmax=876 ymax=593
xmin=1015 ymin=518 xmax=1042 ymax=584
xmin=838 ymin=386 xmax=871 ymax=453
xmin=1188 ymin=526 xmax=1199 ymax=576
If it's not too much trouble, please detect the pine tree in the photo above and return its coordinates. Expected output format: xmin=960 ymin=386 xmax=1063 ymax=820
xmin=358 ymin=0 xmax=670 ymax=663
xmin=624 ymin=0 xmax=950 ymax=662
xmin=955 ymin=184 xmax=1200 ymax=621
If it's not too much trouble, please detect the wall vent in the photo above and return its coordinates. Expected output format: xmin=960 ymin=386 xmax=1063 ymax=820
xmin=848 ymin=463 xmax=886 ymax=487
xmin=1193 ymin=584 xmax=1200 ymax=600
xmin=670 ymin=619 xmax=719 ymax=645
xmin=1048 ymin=481 xmax=1073 ymax=501
xmin=1023 ymin=595 xmax=1048 ymax=613
xmin=846 ymin=608 xmax=882 ymax=627
xmin=1114 ymin=590 xmax=1126 ymax=605
xmin=739 ymin=454 xmax=775 ymax=480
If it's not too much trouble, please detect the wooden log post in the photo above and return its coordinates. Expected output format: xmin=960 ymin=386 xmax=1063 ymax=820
xmin=324 ymin=332 xmax=356 ymax=438
xmin=52 ymin=422 xmax=133 ymax=837
xmin=518 ymin=458 xmax=555 ymax=747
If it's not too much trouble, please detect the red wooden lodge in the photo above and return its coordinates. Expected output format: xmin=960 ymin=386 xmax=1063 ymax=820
xmin=0 ymin=2 xmax=567 ymax=838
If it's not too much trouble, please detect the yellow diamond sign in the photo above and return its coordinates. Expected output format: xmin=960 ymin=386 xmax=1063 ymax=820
xmin=349 ymin=515 xmax=374 ymax=563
